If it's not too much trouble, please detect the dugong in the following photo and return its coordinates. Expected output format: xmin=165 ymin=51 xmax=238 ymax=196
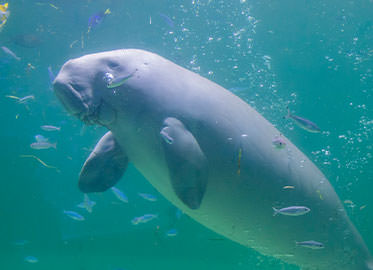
xmin=53 ymin=49 xmax=372 ymax=270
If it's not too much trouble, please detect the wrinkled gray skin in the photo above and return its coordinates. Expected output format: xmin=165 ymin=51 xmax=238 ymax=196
xmin=53 ymin=49 xmax=372 ymax=270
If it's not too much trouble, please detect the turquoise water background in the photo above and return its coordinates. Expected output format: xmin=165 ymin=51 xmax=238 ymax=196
xmin=0 ymin=0 xmax=372 ymax=269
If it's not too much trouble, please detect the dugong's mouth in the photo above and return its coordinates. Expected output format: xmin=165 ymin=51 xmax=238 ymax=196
xmin=53 ymin=80 xmax=99 ymax=125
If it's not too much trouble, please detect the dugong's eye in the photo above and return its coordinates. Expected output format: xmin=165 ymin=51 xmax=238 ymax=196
xmin=103 ymin=72 xmax=114 ymax=86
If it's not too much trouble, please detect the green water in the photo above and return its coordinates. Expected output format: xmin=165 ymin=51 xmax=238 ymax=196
xmin=0 ymin=0 xmax=372 ymax=269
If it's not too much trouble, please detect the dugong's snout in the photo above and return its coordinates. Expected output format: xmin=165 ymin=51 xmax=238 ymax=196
xmin=53 ymin=79 xmax=89 ymax=119
xmin=53 ymin=56 xmax=117 ymax=125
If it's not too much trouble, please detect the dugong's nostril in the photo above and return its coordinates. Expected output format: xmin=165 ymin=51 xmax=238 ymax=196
xmin=53 ymin=80 xmax=88 ymax=116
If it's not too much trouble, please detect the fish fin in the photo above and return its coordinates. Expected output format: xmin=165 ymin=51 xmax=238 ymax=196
xmin=160 ymin=117 xmax=208 ymax=210
xmin=79 ymin=131 xmax=128 ymax=193
xmin=272 ymin=207 xmax=279 ymax=216
xmin=52 ymin=143 xmax=57 ymax=149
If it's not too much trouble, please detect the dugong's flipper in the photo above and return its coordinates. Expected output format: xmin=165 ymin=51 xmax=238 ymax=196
xmin=79 ymin=131 xmax=128 ymax=193
xmin=160 ymin=117 xmax=208 ymax=210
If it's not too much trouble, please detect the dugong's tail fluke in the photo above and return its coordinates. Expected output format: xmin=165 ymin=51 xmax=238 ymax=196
xmin=367 ymin=260 xmax=373 ymax=270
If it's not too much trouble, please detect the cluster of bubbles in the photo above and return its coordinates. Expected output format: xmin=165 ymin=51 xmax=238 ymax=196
xmin=158 ymin=0 xmax=285 ymax=125
xmin=155 ymin=1 xmax=372 ymax=223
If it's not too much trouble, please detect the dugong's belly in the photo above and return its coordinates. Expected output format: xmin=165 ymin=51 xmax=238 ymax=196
xmin=112 ymin=105 xmax=368 ymax=270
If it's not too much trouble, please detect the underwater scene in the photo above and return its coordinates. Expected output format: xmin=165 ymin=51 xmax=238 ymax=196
xmin=0 ymin=0 xmax=372 ymax=269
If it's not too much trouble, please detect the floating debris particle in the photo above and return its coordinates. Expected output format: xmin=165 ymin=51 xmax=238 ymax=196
xmin=20 ymin=154 xmax=60 ymax=172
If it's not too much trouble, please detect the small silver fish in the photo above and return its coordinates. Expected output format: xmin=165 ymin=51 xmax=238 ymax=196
xmin=17 ymin=95 xmax=34 ymax=104
xmin=138 ymin=193 xmax=157 ymax=202
xmin=286 ymin=107 xmax=321 ymax=133
xmin=24 ymin=256 xmax=38 ymax=263
xmin=111 ymin=187 xmax=128 ymax=203
xmin=131 ymin=214 xmax=158 ymax=225
xmin=296 ymin=240 xmax=324 ymax=249
xmin=272 ymin=135 xmax=286 ymax=149
xmin=63 ymin=210 xmax=85 ymax=221
xmin=35 ymin=134 xmax=48 ymax=143
xmin=40 ymin=125 xmax=61 ymax=131
xmin=77 ymin=194 xmax=95 ymax=213
xmin=30 ymin=141 xmax=56 ymax=150
xmin=1 ymin=46 xmax=21 ymax=61
xmin=77 ymin=200 xmax=96 ymax=212
xmin=273 ymin=206 xmax=310 ymax=216
xmin=83 ymin=194 xmax=93 ymax=213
